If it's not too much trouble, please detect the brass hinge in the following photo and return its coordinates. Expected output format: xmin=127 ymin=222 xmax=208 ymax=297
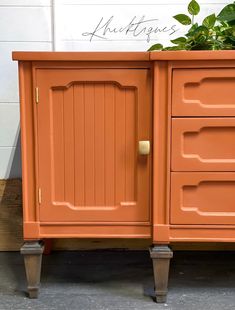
xmin=38 ymin=188 xmax=42 ymax=204
xmin=35 ymin=87 xmax=39 ymax=104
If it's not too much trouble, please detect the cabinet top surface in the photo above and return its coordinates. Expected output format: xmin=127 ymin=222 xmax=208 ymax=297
xmin=12 ymin=51 xmax=150 ymax=61
xmin=12 ymin=50 xmax=235 ymax=62
xmin=150 ymin=50 xmax=235 ymax=60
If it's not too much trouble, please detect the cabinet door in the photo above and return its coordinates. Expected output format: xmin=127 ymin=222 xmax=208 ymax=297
xmin=36 ymin=68 xmax=151 ymax=222
xmin=172 ymin=68 xmax=235 ymax=116
xmin=171 ymin=172 xmax=235 ymax=225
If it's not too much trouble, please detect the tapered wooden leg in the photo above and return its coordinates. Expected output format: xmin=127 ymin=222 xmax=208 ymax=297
xmin=21 ymin=241 xmax=44 ymax=298
xmin=150 ymin=245 xmax=173 ymax=303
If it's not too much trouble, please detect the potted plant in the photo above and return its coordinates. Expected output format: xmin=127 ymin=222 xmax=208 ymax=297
xmin=148 ymin=0 xmax=235 ymax=51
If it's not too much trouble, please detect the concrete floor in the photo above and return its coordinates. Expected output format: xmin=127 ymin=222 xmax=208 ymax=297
xmin=0 ymin=250 xmax=235 ymax=310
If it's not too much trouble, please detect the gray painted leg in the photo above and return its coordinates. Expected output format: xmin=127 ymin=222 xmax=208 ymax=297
xmin=21 ymin=241 xmax=44 ymax=298
xmin=150 ymin=245 xmax=173 ymax=303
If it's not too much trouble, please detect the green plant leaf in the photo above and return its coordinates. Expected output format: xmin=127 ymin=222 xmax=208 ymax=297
xmin=147 ymin=43 xmax=163 ymax=51
xmin=218 ymin=3 xmax=235 ymax=23
xmin=173 ymin=14 xmax=191 ymax=25
xmin=202 ymin=13 xmax=216 ymax=28
xmin=163 ymin=46 xmax=186 ymax=51
xmin=186 ymin=23 xmax=199 ymax=36
xmin=170 ymin=37 xmax=187 ymax=44
xmin=220 ymin=20 xmax=230 ymax=27
xmin=188 ymin=0 xmax=200 ymax=16
xmin=192 ymin=25 xmax=209 ymax=37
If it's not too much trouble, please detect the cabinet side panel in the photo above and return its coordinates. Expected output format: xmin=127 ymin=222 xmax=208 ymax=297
xmin=19 ymin=62 xmax=37 ymax=225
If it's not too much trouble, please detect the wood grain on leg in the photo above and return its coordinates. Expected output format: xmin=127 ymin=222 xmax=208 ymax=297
xmin=150 ymin=245 xmax=173 ymax=303
xmin=21 ymin=241 xmax=44 ymax=298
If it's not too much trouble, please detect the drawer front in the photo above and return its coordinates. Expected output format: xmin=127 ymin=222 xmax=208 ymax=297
xmin=171 ymin=172 xmax=235 ymax=225
xmin=172 ymin=68 xmax=235 ymax=116
xmin=172 ymin=118 xmax=235 ymax=171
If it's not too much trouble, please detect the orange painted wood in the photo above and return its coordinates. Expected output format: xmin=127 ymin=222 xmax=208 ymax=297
xmin=172 ymin=118 xmax=235 ymax=171
xmin=12 ymin=51 xmax=149 ymax=61
xmin=150 ymin=50 xmax=235 ymax=60
xmin=15 ymin=51 xmax=235 ymax=245
xmin=172 ymin=68 xmax=235 ymax=116
xmin=18 ymin=62 xmax=37 ymax=224
xmin=13 ymin=50 xmax=235 ymax=62
xmin=169 ymin=226 xmax=235 ymax=242
xmin=171 ymin=172 xmax=235 ymax=225
xmin=152 ymin=61 xmax=171 ymax=243
xmin=39 ymin=224 xmax=151 ymax=238
xmin=24 ymin=222 xmax=40 ymax=239
xmin=14 ymin=54 xmax=152 ymax=240
xmin=36 ymin=68 xmax=151 ymax=223
xmin=152 ymin=56 xmax=235 ymax=244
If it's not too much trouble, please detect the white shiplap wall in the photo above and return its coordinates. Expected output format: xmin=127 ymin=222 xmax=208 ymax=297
xmin=0 ymin=0 xmax=52 ymax=178
xmin=54 ymin=0 xmax=230 ymax=51
xmin=0 ymin=0 xmax=231 ymax=178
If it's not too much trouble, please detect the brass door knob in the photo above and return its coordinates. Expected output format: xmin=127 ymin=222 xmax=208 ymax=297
xmin=138 ymin=140 xmax=150 ymax=155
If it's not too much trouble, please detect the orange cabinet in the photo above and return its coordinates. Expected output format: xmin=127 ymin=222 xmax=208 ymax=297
xmin=13 ymin=51 xmax=235 ymax=303
xmin=150 ymin=51 xmax=235 ymax=302
xmin=13 ymin=52 xmax=152 ymax=240
xmin=13 ymin=52 xmax=156 ymax=300
xmin=149 ymin=51 xmax=235 ymax=247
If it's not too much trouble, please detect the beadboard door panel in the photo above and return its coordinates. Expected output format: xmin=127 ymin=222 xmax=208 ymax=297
xmin=36 ymin=68 xmax=151 ymax=223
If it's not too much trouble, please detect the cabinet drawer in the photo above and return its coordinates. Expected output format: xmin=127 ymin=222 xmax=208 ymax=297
xmin=172 ymin=118 xmax=235 ymax=171
xmin=172 ymin=68 xmax=235 ymax=116
xmin=171 ymin=172 xmax=235 ymax=225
